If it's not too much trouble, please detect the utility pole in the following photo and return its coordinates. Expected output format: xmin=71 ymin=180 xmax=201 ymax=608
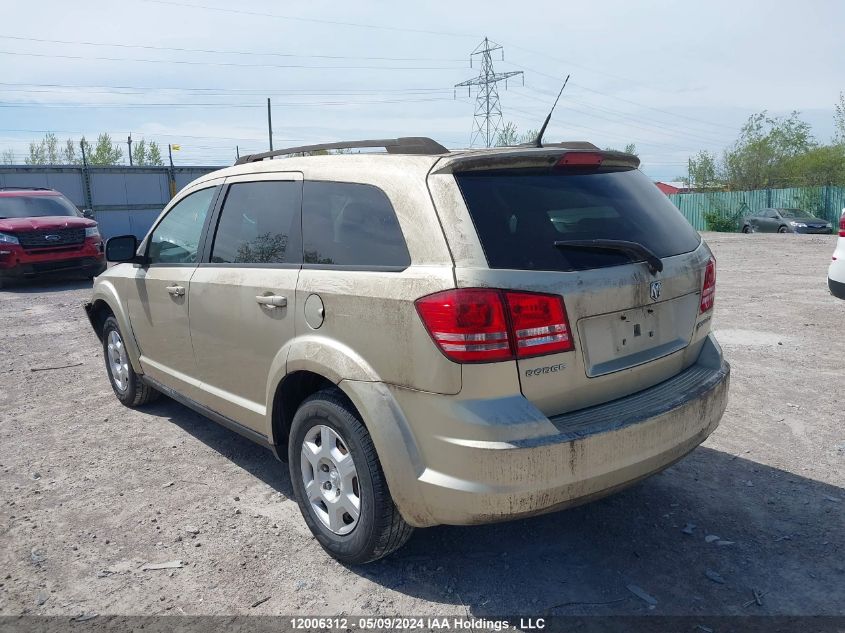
xmin=455 ymin=37 xmax=523 ymax=148
xmin=79 ymin=139 xmax=93 ymax=211
xmin=236 ymin=145 xmax=240 ymax=160
xmin=127 ymin=133 xmax=133 ymax=166
xmin=267 ymin=98 xmax=273 ymax=151
xmin=167 ymin=144 xmax=176 ymax=199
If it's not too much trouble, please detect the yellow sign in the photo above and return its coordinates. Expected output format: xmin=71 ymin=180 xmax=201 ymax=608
xmin=170 ymin=144 xmax=181 ymax=151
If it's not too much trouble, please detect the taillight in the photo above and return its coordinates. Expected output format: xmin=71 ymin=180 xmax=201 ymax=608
xmin=839 ymin=214 xmax=845 ymax=237
xmin=415 ymin=288 xmax=573 ymax=363
xmin=700 ymin=257 xmax=716 ymax=313
xmin=555 ymin=152 xmax=603 ymax=168
xmin=505 ymin=291 xmax=573 ymax=358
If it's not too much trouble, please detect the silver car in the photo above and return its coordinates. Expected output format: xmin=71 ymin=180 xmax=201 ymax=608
xmin=85 ymin=138 xmax=730 ymax=563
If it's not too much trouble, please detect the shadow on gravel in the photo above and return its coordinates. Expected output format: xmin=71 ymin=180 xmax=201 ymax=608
xmin=144 ymin=396 xmax=295 ymax=498
xmin=0 ymin=277 xmax=92 ymax=294
xmin=140 ymin=398 xmax=845 ymax=616
xmin=367 ymin=448 xmax=845 ymax=616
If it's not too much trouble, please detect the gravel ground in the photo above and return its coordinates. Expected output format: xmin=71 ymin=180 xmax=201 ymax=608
xmin=0 ymin=232 xmax=843 ymax=618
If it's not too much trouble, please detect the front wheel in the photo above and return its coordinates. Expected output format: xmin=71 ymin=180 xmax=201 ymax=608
xmin=741 ymin=225 xmax=751 ymax=234
xmin=102 ymin=316 xmax=159 ymax=407
xmin=289 ymin=389 xmax=413 ymax=564
xmin=778 ymin=225 xmax=789 ymax=233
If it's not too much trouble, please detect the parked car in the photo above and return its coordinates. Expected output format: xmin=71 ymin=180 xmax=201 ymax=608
xmin=85 ymin=138 xmax=730 ymax=563
xmin=0 ymin=187 xmax=105 ymax=288
xmin=829 ymin=208 xmax=845 ymax=299
xmin=741 ymin=207 xmax=833 ymax=234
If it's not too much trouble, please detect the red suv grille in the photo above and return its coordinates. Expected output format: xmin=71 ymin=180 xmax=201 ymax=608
xmin=17 ymin=228 xmax=86 ymax=249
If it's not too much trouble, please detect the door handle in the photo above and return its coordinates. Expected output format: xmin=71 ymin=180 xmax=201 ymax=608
xmin=255 ymin=295 xmax=287 ymax=308
xmin=166 ymin=285 xmax=185 ymax=297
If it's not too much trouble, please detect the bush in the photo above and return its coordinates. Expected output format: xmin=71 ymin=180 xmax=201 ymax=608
xmin=703 ymin=210 xmax=742 ymax=232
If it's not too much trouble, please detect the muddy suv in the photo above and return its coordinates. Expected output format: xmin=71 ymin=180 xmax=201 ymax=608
xmin=85 ymin=138 xmax=730 ymax=563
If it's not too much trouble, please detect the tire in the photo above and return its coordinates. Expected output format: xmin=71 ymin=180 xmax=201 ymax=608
xmin=102 ymin=316 xmax=159 ymax=407
xmin=289 ymin=389 xmax=413 ymax=564
xmin=778 ymin=225 xmax=788 ymax=233
xmin=741 ymin=225 xmax=751 ymax=234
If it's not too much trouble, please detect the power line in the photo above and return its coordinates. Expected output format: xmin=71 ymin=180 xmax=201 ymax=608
xmin=455 ymin=37 xmax=523 ymax=148
xmin=0 ymin=34 xmax=467 ymax=62
xmin=0 ymin=50 xmax=465 ymax=70
xmin=519 ymin=83 xmax=735 ymax=144
xmin=0 ymin=96 xmax=465 ymax=109
xmin=138 ymin=0 xmax=477 ymax=39
xmin=0 ymin=81 xmax=455 ymax=95
xmin=505 ymin=60 xmax=738 ymax=132
xmin=512 ymin=86 xmax=732 ymax=146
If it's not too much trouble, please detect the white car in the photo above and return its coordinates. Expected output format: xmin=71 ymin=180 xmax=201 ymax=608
xmin=829 ymin=208 xmax=845 ymax=299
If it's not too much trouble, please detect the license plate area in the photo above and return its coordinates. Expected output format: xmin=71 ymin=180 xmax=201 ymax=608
xmin=577 ymin=293 xmax=698 ymax=377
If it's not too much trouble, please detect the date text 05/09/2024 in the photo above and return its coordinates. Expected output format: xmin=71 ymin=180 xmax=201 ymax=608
xmin=289 ymin=617 xmax=546 ymax=631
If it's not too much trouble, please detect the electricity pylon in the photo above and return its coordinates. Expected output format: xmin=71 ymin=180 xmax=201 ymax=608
xmin=455 ymin=37 xmax=524 ymax=148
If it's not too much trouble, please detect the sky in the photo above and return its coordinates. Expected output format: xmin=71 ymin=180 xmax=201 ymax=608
xmin=2 ymin=0 xmax=844 ymax=181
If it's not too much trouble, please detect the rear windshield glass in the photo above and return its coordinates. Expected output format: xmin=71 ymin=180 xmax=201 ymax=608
xmin=0 ymin=194 xmax=80 ymax=219
xmin=455 ymin=168 xmax=701 ymax=272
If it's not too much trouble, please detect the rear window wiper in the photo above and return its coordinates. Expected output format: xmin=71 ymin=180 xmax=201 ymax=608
xmin=553 ymin=239 xmax=664 ymax=275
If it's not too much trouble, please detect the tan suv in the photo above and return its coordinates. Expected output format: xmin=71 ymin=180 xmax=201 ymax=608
xmin=85 ymin=138 xmax=730 ymax=563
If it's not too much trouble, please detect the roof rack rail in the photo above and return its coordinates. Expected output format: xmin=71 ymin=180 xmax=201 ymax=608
xmin=234 ymin=137 xmax=449 ymax=165
xmin=0 ymin=186 xmax=53 ymax=191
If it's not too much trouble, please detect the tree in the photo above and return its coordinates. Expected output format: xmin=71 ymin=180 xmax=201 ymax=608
xmin=835 ymin=92 xmax=845 ymax=145
xmin=89 ymin=133 xmax=123 ymax=165
xmin=720 ymin=111 xmax=815 ymax=189
xmin=63 ymin=138 xmax=78 ymax=164
xmin=26 ymin=140 xmax=46 ymax=165
xmin=605 ymin=143 xmax=639 ymax=156
xmin=495 ymin=121 xmax=520 ymax=147
xmin=147 ymin=142 xmax=164 ymax=166
xmin=44 ymin=132 xmax=60 ymax=164
xmin=1 ymin=149 xmax=15 ymax=164
xmin=683 ymin=150 xmax=719 ymax=188
xmin=132 ymin=139 xmax=147 ymax=165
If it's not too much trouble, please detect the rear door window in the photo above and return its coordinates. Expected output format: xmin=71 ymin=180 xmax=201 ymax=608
xmin=210 ymin=180 xmax=302 ymax=265
xmin=301 ymin=181 xmax=410 ymax=269
xmin=455 ymin=168 xmax=701 ymax=272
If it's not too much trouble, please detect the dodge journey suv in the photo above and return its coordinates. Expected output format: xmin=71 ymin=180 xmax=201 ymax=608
xmin=85 ymin=138 xmax=730 ymax=563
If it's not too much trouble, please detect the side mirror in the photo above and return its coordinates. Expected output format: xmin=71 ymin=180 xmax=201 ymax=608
xmin=82 ymin=209 xmax=95 ymax=219
xmin=106 ymin=235 xmax=141 ymax=263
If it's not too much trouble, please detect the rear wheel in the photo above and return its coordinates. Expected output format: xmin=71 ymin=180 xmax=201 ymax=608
xmin=102 ymin=316 xmax=159 ymax=407
xmin=741 ymin=225 xmax=751 ymax=234
xmin=289 ymin=389 xmax=413 ymax=564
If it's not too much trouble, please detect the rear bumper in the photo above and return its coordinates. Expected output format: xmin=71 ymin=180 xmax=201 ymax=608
xmin=377 ymin=334 xmax=729 ymax=527
xmin=829 ymin=276 xmax=845 ymax=300
xmin=0 ymin=239 xmax=105 ymax=280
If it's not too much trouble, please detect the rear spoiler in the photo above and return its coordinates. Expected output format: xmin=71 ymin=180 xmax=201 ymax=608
xmin=432 ymin=146 xmax=640 ymax=174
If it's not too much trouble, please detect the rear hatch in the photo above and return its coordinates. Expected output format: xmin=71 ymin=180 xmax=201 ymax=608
xmin=429 ymin=148 xmax=715 ymax=416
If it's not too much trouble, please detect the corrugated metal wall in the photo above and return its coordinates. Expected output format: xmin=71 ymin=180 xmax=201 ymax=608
xmin=668 ymin=186 xmax=845 ymax=230
xmin=0 ymin=165 xmax=221 ymax=239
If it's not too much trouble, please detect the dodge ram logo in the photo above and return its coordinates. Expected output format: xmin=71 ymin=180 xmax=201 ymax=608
xmin=649 ymin=280 xmax=662 ymax=301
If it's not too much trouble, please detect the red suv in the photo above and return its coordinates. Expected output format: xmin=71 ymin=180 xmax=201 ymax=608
xmin=0 ymin=187 xmax=105 ymax=288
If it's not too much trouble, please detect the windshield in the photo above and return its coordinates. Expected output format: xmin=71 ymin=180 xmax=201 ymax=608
xmin=779 ymin=208 xmax=813 ymax=219
xmin=455 ymin=168 xmax=701 ymax=272
xmin=0 ymin=194 xmax=80 ymax=219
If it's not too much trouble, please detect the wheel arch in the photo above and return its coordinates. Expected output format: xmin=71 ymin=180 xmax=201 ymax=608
xmin=267 ymin=340 xmax=432 ymax=526
xmin=86 ymin=282 xmax=144 ymax=373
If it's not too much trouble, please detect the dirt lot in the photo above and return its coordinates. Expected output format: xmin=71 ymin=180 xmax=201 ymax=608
xmin=0 ymin=232 xmax=843 ymax=618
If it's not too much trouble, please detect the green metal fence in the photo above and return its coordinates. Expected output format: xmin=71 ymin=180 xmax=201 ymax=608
xmin=668 ymin=186 xmax=845 ymax=230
